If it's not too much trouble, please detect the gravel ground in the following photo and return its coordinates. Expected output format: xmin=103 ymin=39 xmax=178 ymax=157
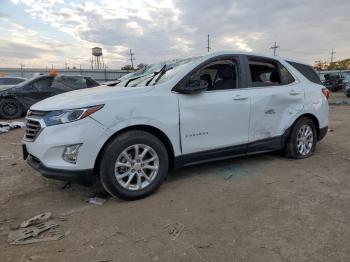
xmin=0 ymin=93 xmax=349 ymax=262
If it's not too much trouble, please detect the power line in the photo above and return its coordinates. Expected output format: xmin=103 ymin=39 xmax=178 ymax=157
xmin=129 ymin=49 xmax=136 ymax=69
xmin=270 ymin=41 xmax=279 ymax=56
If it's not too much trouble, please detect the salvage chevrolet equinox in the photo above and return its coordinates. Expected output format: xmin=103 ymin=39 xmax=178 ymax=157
xmin=22 ymin=52 xmax=329 ymax=200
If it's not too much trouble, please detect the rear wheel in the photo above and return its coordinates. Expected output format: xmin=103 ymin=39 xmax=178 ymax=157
xmin=285 ymin=117 xmax=317 ymax=159
xmin=0 ymin=98 xmax=23 ymax=119
xmin=99 ymin=130 xmax=169 ymax=200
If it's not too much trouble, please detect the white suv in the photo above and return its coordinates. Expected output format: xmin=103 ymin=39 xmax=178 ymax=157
xmin=22 ymin=52 xmax=329 ymax=200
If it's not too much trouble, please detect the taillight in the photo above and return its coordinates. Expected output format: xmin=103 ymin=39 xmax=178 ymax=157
xmin=322 ymin=88 xmax=330 ymax=100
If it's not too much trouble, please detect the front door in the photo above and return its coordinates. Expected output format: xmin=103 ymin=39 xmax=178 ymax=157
xmin=177 ymin=57 xmax=251 ymax=156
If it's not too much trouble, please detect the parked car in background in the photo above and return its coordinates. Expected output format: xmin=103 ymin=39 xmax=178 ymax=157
xmin=0 ymin=75 xmax=99 ymax=119
xmin=0 ymin=77 xmax=26 ymax=91
xmin=23 ymin=51 xmax=329 ymax=200
xmin=343 ymin=73 xmax=350 ymax=97
xmin=324 ymin=73 xmax=343 ymax=92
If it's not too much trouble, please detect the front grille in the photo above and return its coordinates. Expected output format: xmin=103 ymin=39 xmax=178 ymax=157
xmin=25 ymin=119 xmax=41 ymax=141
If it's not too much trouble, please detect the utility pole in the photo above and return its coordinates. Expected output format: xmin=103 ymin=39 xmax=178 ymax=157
xmin=270 ymin=41 xmax=279 ymax=56
xmin=330 ymin=48 xmax=336 ymax=64
xmin=20 ymin=64 xmax=24 ymax=77
xmin=129 ymin=49 xmax=135 ymax=70
xmin=206 ymin=34 xmax=211 ymax=52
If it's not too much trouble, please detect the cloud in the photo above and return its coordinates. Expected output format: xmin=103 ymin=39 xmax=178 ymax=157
xmin=2 ymin=0 xmax=350 ymax=68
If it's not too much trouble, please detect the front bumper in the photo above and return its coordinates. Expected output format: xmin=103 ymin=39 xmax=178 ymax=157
xmin=23 ymin=116 xmax=114 ymax=183
xmin=26 ymin=154 xmax=95 ymax=185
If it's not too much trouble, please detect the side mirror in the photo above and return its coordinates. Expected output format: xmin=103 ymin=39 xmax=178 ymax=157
xmin=177 ymin=79 xmax=208 ymax=94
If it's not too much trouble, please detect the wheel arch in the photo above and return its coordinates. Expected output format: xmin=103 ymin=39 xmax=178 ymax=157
xmin=291 ymin=113 xmax=320 ymax=139
xmin=94 ymin=124 xmax=176 ymax=175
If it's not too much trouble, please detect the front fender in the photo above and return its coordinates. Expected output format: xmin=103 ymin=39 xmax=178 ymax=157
xmin=91 ymin=90 xmax=181 ymax=156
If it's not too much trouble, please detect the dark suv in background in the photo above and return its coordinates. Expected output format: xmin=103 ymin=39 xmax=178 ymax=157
xmin=0 ymin=75 xmax=99 ymax=119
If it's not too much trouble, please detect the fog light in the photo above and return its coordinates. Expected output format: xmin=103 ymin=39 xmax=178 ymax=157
xmin=62 ymin=144 xmax=82 ymax=164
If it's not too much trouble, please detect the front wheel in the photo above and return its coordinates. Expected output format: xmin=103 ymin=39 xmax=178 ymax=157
xmin=285 ymin=117 xmax=317 ymax=159
xmin=99 ymin=130 xmax=169 ymax=200
xmin=0 ymin=98 xmax=23 ymax=119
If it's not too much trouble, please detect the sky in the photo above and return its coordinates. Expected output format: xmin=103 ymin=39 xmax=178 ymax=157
xmin=0 ymin=0 xmax=349 ymax=69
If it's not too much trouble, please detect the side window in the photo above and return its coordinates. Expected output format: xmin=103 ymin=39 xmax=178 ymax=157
xmin=188 ymin=59 xmax=239 ymax=91
xmin=86 ymin=78 xmax=98 ymax=88
xmin=287 ymin=61 xmax=321 ymax=84
xmin=248 ymin=57 xmax=294 ymax=87
xmin=32 ymin=78 xmax=53 ymax=90
xmin=7 ymin=78 xmax=24 ymax=84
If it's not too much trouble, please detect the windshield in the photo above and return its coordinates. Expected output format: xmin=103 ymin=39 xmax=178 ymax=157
xmin=116 ymin=56 xmax=202 ymax=87
xmin=343 ymin=73 xmax=350 ymax=82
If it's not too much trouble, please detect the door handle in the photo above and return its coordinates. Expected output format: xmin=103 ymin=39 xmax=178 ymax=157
xmin=233 ymin=95 xmax=248 ymax=101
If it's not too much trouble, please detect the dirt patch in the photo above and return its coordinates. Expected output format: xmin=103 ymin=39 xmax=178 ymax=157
xmin=1 ymin=99 xmax=350 ymax=262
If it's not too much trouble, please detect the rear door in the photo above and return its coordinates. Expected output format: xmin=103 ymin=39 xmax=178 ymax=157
xmin=242 ymin=56 xmax=304 ymax=151
xmin=177 ymin=55 xmax=251 ymax=156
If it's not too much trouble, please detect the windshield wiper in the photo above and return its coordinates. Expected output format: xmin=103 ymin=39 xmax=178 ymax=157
xmin=124 ymin=65 xmax=166 ymax=87
xmin=152 ymin=66 xmax=174 ymax=85
xmin=124 ymin=75 xmax=145 ymax=87
xmin=145 ymin=64 xmax=166 ymax=86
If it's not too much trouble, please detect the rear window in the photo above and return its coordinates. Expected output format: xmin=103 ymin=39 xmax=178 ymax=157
xmin=287 ymin=61 xmax=321 ymax=84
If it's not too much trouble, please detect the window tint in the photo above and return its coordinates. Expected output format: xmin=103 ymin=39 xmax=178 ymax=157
xmin=188 ymin=59 xmax=238 ymax=91
xmin=248 ymin=57 xmax=294 ymax=87
xmin=0 ymin=78 xmax=23 ymax=85
xmin=85 ymin=77 xmax=99 ymax=88
xmin=51 ymin=76 xmax=87 ymax=91
xmin=32 ymin=78 xmax=53 ymax=90
xmin=10 ymin=78 xmax=24 ymax=84
xmin=287 ymin=61 xmax=321 ymax=84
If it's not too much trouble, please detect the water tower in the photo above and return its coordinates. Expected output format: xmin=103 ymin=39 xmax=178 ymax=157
xmin=91 ymin=47 xmax=105 ymax=69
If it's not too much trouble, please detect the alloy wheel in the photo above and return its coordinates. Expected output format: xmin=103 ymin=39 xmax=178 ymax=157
xmin=297 ymin=125 xmax=314 ymax=156
xmin=114 ymin=144 xmax=159 ymax=191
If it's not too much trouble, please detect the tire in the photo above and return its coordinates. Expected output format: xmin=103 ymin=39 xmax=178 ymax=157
xmin=284 ymin=117 xmax=317 ymax=159
xmin=0 ymin=98 xmax=23 ymax=119
xmin=99 ymin=130 xmax=169 ymax=200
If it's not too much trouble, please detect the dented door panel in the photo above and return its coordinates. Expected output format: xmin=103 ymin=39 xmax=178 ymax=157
xmin=248 ymin=83 xmax=304 ymax=142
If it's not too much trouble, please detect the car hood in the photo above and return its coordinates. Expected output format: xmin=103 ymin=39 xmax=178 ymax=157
xmin=0 ymin=85 xmax=16 ymax=92
xmin=31 ymin=85 xmax=154 ymax=111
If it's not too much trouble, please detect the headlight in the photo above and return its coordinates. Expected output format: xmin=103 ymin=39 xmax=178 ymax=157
xmin=43 ymin=105 xmax=104 ymax=126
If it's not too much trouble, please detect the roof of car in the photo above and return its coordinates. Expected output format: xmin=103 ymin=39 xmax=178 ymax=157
xmin=203 ymin=51 xmax=312 ymax=67
xmin=0 ymin=76 xmax=26 ymax=80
